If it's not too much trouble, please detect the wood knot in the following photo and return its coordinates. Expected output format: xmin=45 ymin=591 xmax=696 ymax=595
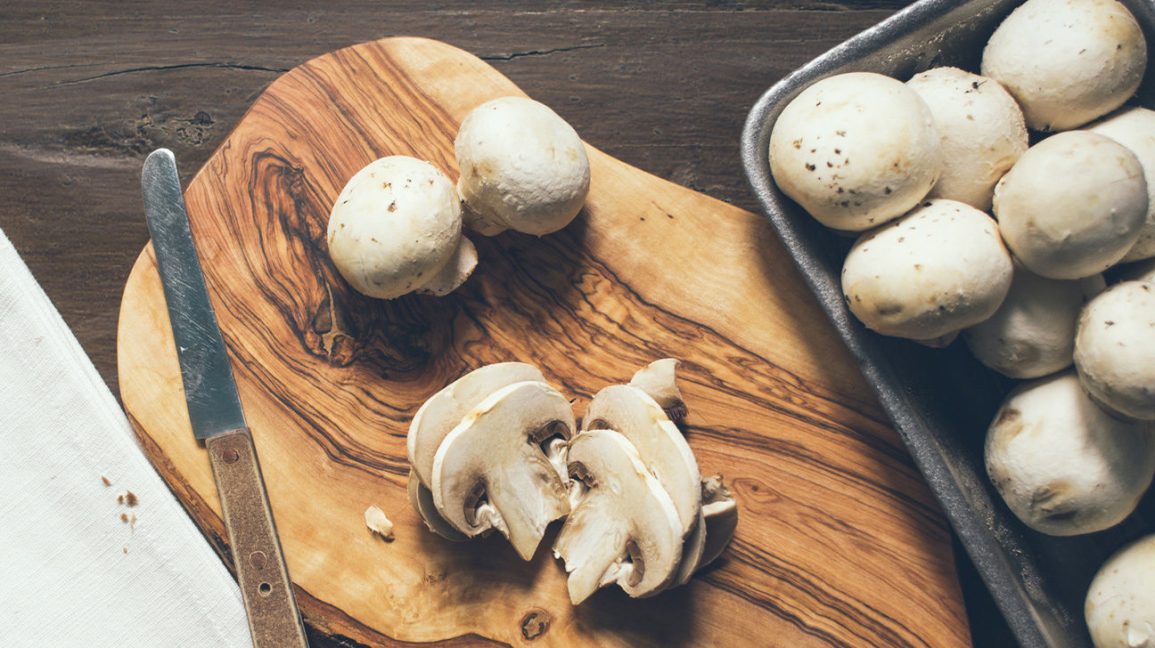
xmin=520 ymin=608 xmax=551 ymax=641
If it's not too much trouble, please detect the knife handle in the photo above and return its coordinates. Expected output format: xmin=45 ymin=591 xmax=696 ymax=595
xmin=206 ymin=428 xmax=310 ymax=648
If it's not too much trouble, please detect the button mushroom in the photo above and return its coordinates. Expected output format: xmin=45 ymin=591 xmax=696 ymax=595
xmin=768 ymin=72 xmax=942 ymax=232
xmin=554 ymin=429 xmax=684 ymax=604
xmin=455 ymin=96 xmax=590 ymax=237
xmin=963 ymin=263 xmax=1106 ymax=379
xmin=1089 ymin=107 xmax=1155 ymax=263
xmin=431 ymin=381 xmax=575 ymax=560
xmin=1075 ymin=281 xmax=1155 ymax=420
xmin=1085 ymin=534 xmax=1155 ymax=648
xmin=906 ymin=67 xmax=1028 ymax=211
xmin=841 ymin=199 xmax=1013 ymax=341
xmin=981 ymin=0 xmax=1147 ymax=132
xmin=994 ymin=131 xmax=1147 ymax=280
xmin=985 ymin=371 xmax=1155 ymax=536
xmin=326 ymin=156 xmax=477 ymax=299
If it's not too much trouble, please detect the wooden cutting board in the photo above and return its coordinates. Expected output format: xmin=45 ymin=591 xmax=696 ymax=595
xmin=117 ymin=37 xmax=969 ymax=647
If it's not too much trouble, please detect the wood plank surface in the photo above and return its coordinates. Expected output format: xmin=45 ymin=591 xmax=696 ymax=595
xmin=117 ymin=36 xmax=968 ymax=647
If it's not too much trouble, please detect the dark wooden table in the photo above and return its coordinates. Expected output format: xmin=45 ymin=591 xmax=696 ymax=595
xmin=0 ymin=2 xmax=1012 ymax=645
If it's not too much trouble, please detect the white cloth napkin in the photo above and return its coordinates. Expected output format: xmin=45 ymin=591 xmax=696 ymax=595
xmin=0 ymin=229 xmax=252 ymax=648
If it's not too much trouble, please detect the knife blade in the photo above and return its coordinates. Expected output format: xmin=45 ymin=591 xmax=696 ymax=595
xmin=142 ymin=148 xmax=309 ymax=648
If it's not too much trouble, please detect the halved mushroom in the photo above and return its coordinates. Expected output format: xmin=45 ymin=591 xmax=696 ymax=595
xmin=407 ymin=470 xmax=467 ymax=542
xmin=628 ymin=358 xmax=687 ymax=423
xmin=583 ymin=384 xmax=701 ymax=538
xmin=554 ymin=429 xmax=684 ymax=604
xmin=431 ymin=381 xmax=576 ymax=560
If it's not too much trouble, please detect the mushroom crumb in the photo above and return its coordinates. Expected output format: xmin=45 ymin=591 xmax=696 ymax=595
xmin=125 ymin=491 xmax=138 ymax=507
xmin=364 ymin=505 xmax=395 ymax=541
xmin=101 ymin=476 xmax=111 ymax=487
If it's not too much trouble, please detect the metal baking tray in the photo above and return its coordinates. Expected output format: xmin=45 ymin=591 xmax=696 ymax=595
xmin=740 ymin=0 xmax=1155 ymax=646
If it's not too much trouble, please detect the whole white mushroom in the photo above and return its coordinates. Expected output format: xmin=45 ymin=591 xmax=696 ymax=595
xmin=1085 ymin=534 xmax=1155 ymax=648
xmin=964 ymin=265 xmax=1105 ymax=379
xmin=981 ymin=0 xmax=1147 ymax=131
xmin=769 ymin=72 xmax=942 ymax=232
xmin=1089 ymin=107 xmax=1155 ymax=262
xmin=326 ymin=156 xmax=476 ymax=299
xmin=985 ymin=371 xmax=1155 ymax=536
xmin=1075 ymin=281 xmax=1155 ymax=420
xmin=455 ymin=96 xmax=590 ymax=237
xmin=994 ymin=131 xmax=1147 ymax=279
xmin=906 ymin=67 xmax=1028 ymax=211
xmin=842 ymin=199 xmax=1013 ymax=341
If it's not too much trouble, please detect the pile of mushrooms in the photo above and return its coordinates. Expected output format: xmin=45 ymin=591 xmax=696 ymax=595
xmin=769 ymin=0 xmax=1153 ymax=642
xmin=326 ymin=96 xmax=590 ymax=300
xmin=406 ymin=359 xmax=738 ymax=604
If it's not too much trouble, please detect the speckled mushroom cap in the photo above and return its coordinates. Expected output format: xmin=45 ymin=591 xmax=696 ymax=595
xmin=981 ymin=0 xmax=1147 ymax=132
xmin=1085 ymin=534 xmax=1155 ymax=648
xmin=906 ymin=67 xmax=1028 ymax=211
xmin=1089 ymin=107 xmax=1155 ymax=263
xmin=985 ymin=371 xmax=1155 ymax=536
xmin=842 ymin=199 xmax=1013 ymax=340
xmin=769 ymin=72 xmax=942 ymax=232
xmin=994 ymin=131 xmax=1147 ymax=280
xmin=326 ymin=156 xmax=466 ymax=299
xmin=1075 ymin=281 xmax=1155 ymax=420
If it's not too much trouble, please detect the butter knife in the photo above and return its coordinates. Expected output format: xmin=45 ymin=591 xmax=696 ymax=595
xmin=142 ymin=148 xmax=309 ymax=648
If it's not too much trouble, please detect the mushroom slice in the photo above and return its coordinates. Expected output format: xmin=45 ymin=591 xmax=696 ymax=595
xmin=698 ymin=475 xmax=739 ymax=568
xmin=554 ymin=429 xmax=683 ymax=604
xmin=407 ymin=362 xmax=546 ymax=488
xmin=431 ymin=381 xmax=575 ymax=560
xmin=583 ymin=384 xmax=701 ymax=537
xmin=628 ymin=358 xmax=687 ymax=423
xmin=407 ymin=470 xmax=467 ymax=542
xmin=672 ymin=509 xmax=707 ymax=587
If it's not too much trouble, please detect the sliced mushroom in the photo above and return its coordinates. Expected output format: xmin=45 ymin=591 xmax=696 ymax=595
xmin=628 ymin=358 xmax=687 ymax=423
xmin=583 ymin=384 xmax=701 ymax=538
xmin=554 ymin=429 xmax=684 ymax=604
xmin=431 ymin=381 xmax=576 ymax=560
xmin=407 ymin=362 xmax=546 ymax=488
xmin=407 ymin=470 xmax=467 ymax=542
xmin=698 ymin=475 xmax=739 ymax=568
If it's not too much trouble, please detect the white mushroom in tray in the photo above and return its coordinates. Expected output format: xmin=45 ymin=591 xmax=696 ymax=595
xmin=1075 ymin=281 xmax=1155 ymax=421
xmin=963 ymin=264 xmax=1106 ymax=379
xmin=455 ymin=96 xmax=590 ymax=237
xmin=1085 ymin=534 xmax=1155 ymax=648
xmin=841 ymin=199 xmax=1013 ymax=342
xmin=906 ymin=66 xmax=1028 ymax=211
xmin=985 ymin=371 xmax=1155 ymax=536
xmin=431 ymin=381 xmax=575 ymax=560
xmin=994 ymin=131 xmax=1147 ymax=280
xmin=981 ymin=0 xmax=1147 ymax=132
xmin=1089 ymin=107 xmax=1155 ymax=263
xmin=327 ymin=156 xmax=477 ymax=299
xmin=768 ymin=72 xmax=942 ymax=232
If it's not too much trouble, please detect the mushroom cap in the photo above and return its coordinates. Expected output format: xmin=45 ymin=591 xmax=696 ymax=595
xmin=1089 ymin=107 xmax=1155 ymax=262
xmin=1075 ymin=281 xmax=1155 ymax=420
xmin=455 ymin=96 xmax=590 ymax=237
xmin=985 ymin=371 xmax=1155 ymax=536
xmin=583 ymin=384 xmax=702 ymax=537
xmin=981 ymin=0 xmax=1147 ymax=131
xmin=964 ymin=264 xmax=1106 ymax=379
xmin=407 ymin=470 xmax=468 ymax=541
xmin=554 ymin=429 xmax=684 ymax=603
xmin=994 ymin=131 xmax=1147 ymax=279
xmin=1085 ymin=534 xmax=1155 ymax=648
xmin=906 ymin=67 xmax=1028 ymax=211
xmin=407 ymin=362 xmax=546 ymax=487
xmin=326 ymin=156 xmax=463 ymax=299
xmin=842 ymin=199 xmax=1013 ymax=340
xmin=431 ymin=381 xmax=576 ymax=560
xmin=768 ymin=72 xmax=942 ymax=232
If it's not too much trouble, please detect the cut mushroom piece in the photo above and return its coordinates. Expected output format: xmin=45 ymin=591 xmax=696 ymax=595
xmin=672 ymin=509 xmax=707 ymax=587
xmin=431 ymin=381 xmax=576 ymax=560
xmin=554 ymin=429 xmax=684 ymax=604
xmin=583 ymin=384 xmax=701 ymax=538
xmin=628 ymin=358 xmax=687 ymax=423
xmin=407 ymin=362 xmax=546 ymax=488
xmin=407 ymin=470 xmax=467 ymax=542
xmin=698 ymin=475 xmax=739 ymax=569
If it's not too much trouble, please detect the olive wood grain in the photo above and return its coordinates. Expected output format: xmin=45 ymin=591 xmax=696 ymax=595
xmin=117 ymin=37 xmax=969 ymax=647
